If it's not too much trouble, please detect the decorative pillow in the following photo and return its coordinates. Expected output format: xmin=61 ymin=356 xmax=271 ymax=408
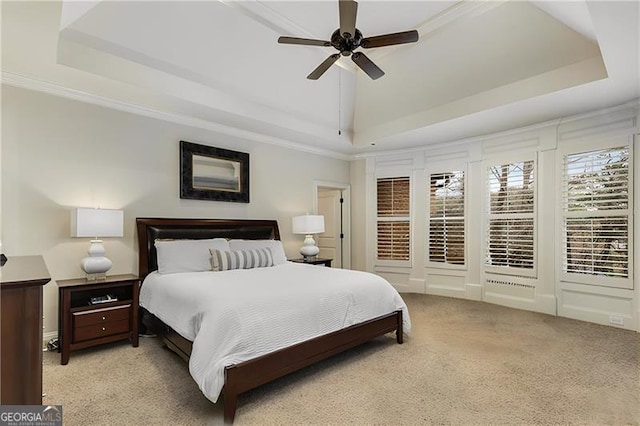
xmin=210 ymin=248 xmax=274 ymax=272
xmin=155 ymin=238 xmax=230 ymax=274
xmin=228 ymin=239 xmax=287 ymax=265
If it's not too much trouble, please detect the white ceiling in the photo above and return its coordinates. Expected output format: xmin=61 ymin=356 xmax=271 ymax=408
xmin=2 ymin=1 xmax=639 ymax=156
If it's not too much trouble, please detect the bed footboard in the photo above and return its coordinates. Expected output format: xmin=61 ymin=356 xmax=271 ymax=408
xmin=222 ymin=310 xmax=403 ymax=423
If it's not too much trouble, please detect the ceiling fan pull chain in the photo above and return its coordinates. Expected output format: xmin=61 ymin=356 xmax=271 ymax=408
xmin=338 ymin=68 xmax=342 ymax=136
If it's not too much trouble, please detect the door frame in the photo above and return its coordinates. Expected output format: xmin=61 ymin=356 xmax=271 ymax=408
xmin=313 ymin=181 xmax=351 ymax=269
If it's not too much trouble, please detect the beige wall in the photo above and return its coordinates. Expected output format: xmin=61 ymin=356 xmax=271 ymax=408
xmin=1 ymin=86 xmax=350 ymax=337
xmin=349 ymin=158 xmax=367 ymax=272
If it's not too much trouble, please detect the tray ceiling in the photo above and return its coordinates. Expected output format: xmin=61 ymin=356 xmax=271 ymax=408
xmin=2 ymin=1 xmax=638 ymax=155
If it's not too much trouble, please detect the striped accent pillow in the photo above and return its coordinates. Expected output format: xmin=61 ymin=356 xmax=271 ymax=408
xmin=210 ymin=248 xmax=274 ymax=272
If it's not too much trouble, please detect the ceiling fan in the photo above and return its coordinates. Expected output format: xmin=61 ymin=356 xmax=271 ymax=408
xmin=278 ymin=0 xmax=419 ymax=80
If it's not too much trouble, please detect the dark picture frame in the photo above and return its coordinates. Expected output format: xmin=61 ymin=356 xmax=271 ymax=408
xmin=180 ymin=141 xmax=250 ymax=203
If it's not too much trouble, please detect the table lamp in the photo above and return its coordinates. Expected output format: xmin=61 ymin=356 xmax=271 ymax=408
xmin=71 ymin=208 xmax=123 ymax=279
xmin=292 ymin=214 xmax=325 ymax=259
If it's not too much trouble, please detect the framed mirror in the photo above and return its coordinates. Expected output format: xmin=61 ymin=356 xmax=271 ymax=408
xmin=180 ymin=141 xmax=250 ymax=203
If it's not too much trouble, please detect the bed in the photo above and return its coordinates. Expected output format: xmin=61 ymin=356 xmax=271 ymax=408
xmin=136 ymin=218 xmax=409 ymax=423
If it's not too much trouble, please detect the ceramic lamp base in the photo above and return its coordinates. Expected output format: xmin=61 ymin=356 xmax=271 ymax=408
xmin=81 ymin=239 xmax=112 ymax=280
xmin=299 ymin=234 xmax=320 ymax=259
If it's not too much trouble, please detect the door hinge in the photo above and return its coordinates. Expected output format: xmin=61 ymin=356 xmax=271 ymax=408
xmin=340 ymin=198 xmax=344 ymax=203
xmin=340 ymin=233 xmax=344 ymax=239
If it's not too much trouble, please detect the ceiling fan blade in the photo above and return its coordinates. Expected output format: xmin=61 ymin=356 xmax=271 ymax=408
xmin=351 ymin=52 xmax=384 ymax=80
xmin=307 ymin=54 xmax=341 ymax=80
xmin=339 ymin=0 xmax=358 ymax=39
xmin=361 ymin=30 xmax=419 ymax=49
xmin=278 ymin=36 xmax=331 ymax=47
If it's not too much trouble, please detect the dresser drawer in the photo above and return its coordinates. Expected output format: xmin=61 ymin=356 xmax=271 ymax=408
xmin=73 ymin=319 xmax=130 ymax=342
xmin=73 ymin=304 xmax=131 ymax=327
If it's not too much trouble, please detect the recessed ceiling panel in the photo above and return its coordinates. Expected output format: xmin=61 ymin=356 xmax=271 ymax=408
xmin=59 ymin=0 xmax=354 ymax=142
xmin=353 ymin=1 xmax=607 ymax=145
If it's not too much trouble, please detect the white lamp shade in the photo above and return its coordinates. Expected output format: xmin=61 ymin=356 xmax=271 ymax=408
xmin=292 ymin=215 xmax=325 ymax=235
xmin=71 ymin=208 xmax=124 ymax=238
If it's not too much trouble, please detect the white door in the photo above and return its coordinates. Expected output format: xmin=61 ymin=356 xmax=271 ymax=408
xmin=317 ymin=189 xmax=342 ymax=268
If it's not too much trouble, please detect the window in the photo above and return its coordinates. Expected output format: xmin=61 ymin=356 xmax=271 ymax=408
xmin=429 ymin=171 xmax=465 ymax=265
xmin=562 ymin=145 xmax=632 ymax=287
xmin=377 ymin=177 xmax=410 ymax=261
xmin=485 ymin=160 xmax=536 ymax=275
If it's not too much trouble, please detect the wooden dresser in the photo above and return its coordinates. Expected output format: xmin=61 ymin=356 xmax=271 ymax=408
xmin=0 ymin=255 xmax=50 ymax=405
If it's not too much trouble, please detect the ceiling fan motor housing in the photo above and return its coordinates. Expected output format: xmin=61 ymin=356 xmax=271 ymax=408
xmin=331 ymin=29 xmax=363 ymax=55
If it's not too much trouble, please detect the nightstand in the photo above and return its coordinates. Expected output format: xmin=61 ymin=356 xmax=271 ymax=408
xmin=57 ymin=274 xmax=139 ymax=365
xmin=289 ymin=258 xmax=333 ymax=267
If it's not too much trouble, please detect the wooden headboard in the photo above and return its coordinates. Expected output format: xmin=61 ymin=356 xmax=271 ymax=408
xmin=136 ymin=218 xmax=281 ymax=279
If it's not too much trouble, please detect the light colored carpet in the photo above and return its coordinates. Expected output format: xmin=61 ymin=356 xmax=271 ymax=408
xmin=43 ymin=294 xmax=640 ymax=425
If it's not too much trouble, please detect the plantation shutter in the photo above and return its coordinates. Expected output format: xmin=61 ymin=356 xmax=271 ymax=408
xmin=485 ymin=160 xmax=536 ymax=274
xmin=429 ymin=171 xmax=465 ymax=265
xmin=562 ymin=146 xmax=631 ymax=286
xmin=377 ymin=177 xmax=410 ymax=261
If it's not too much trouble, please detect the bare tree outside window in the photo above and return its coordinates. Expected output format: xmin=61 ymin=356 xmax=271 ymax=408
xmin=486 ymin=161 xmax=535 ymax=270
xmin=563 ymin=147 xmax=630 ymax=279
xmin=429 ymin=171 xmax=464 ymax=265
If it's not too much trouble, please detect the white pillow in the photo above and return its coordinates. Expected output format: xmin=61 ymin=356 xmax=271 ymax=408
xmin=210 ymin=248 xmax=274 ymax=272
xmin=228 ymin=239 xmax=287 ymax=265
xmin=155 ymin=238 xmax=230 ymax=274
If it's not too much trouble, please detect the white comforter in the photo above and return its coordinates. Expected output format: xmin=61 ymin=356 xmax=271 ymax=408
xmin=139 ymin=262 xmax=411 ymax=402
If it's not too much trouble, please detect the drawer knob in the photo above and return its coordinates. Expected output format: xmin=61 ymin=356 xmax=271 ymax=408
xmin=102 ymin=316 xmax=106 ymax=320
xmin=102 ymin=327 xmax=106 ymax=331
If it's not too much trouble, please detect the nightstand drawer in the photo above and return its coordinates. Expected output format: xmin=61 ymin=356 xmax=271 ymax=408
xmin=73 ymin=319 xmax=130 ymax=342
xmin=72 ymin=304 xmax=131 ymax=328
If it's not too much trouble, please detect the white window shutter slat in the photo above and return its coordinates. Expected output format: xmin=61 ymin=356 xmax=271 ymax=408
xmin=562 ymin=146 xmax=630 ymax=283
xmin=377 ymin=177 xmax=410 ymax=261
xmin=485 ymin=160 xmax=536 ymax=272
xmin=429 ymin=171 xmax=465 ymax=265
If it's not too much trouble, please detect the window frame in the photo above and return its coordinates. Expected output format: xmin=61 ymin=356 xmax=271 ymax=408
xmin=426 ymin=168 xmax=467 ymax=270
xmin=557 ymin=136 xmax=634 ymax=289
xmin=375 ymin=173 xmax=412 ymax=267
xmin=483 ymin=153 xmax=538 ymax=278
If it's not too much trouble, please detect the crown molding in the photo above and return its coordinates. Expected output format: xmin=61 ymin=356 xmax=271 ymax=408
xmin=368 ymin=0 xmax=506 ymax=62
xmin=221 ymin=0 xmax=315 ymax=41
xmin=223 ymin=0 xmax=357 ymax=73
xmin=1 ymin=70 xmax=351 ymax=161
xmin=416 ymin=0 xmax=506 ymax=39
xmin=352 ymin=98 xmax=640 ymax=160
xmin=5 ymin=70 xmax=635 ymax=163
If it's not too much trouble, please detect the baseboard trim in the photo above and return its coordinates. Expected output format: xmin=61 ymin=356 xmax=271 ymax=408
xmin=559 ymin=305 xmax=636 ymax=331
xmin=485 ymin=292 xmax=556 ymax=316
xmin=465 ymin=283 xmax=483 ymax=301
xmin=426 ymin=285 xmax=465 ymax=298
